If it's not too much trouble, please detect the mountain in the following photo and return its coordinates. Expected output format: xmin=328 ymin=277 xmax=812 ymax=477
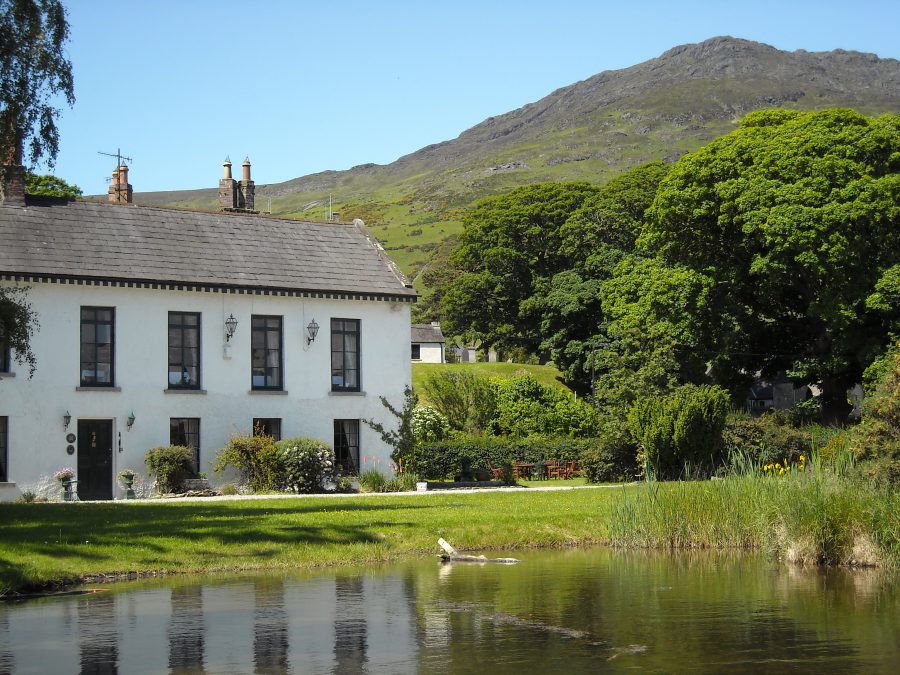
xmin=136 ymin=36 xmax=900 ymax=283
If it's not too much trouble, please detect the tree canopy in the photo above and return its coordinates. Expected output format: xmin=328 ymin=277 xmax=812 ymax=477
xmin=25 ymin=170 xmax=81 ymax=197
xmin=0 ymin=0 xmax=74 ymax=166
xmin=632 ymin=108 xmax=900 ymax=421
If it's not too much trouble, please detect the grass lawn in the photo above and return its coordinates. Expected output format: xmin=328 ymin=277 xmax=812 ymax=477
xmin=412 ymin=362 xmax=568 ymax=403
xmin=0 ymin=487 xmax=624 ymax=595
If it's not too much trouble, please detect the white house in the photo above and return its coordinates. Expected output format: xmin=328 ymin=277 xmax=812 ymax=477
xmin=410 ymin=322 xmax=445 ymax=363
xmin=0 ymin=160 xmax=416 ymax=501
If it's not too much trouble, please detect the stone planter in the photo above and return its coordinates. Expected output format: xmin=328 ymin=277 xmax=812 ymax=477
xmin=61 ymin=479 xmax=77 ymax=501
xmin=181 ymin=478 xmax=211 ymax=492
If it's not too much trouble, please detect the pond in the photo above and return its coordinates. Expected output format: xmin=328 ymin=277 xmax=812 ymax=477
xmin=1 ymin=548 xmax=899 ymax=673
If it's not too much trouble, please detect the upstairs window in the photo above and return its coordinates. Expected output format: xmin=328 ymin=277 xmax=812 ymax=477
xmin=168 ymin=312 xmax=201 ymax=389
xmin=333 ymin=419 xmax=359 ymax=475
xmin=251 ymin=316 xmax=283 ymax=390
xmin=170 ymin=418 xmax=200 ymax=472
xmin=80 ymin=307 xmax=115 ymax=386
xmin=331 ymin=319 xmax=360 ymax=392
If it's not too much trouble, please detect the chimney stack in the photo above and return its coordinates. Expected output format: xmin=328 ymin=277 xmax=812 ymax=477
xmin=0 ymin=164 xmax=26 ymax=206
xmin=218 ymin=156 xmax=258 ymax=213
xmin=239 ymin=157 xmax=255 ymax=211
xmin=107 ymin=164 xmax=133 ymax=204
xmin=0 ymin=138 xmax=26 ymax=206
xmin=219 ymin=157 xmax=237 ymax=210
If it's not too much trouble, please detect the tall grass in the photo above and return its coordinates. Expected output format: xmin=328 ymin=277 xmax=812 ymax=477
xmin=608 ymin=452 xmax=900 ymax=568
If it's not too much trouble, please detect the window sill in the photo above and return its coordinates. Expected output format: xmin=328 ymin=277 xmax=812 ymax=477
xmin=0 ymin=372 xmax=15 ymax=378
xmin=329 ymin=390 xmax=366 ymax=397
xmin=248 ymin=389 xmax=288 ymax=395
xmin=165 ymin=388 xmax=207 ymax=395
xmin=76 ymin=386 xmax=121 ymax=392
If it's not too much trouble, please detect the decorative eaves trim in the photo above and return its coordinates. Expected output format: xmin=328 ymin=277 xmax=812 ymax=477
xmin=0 ymin=273 xmax=417 ymax=303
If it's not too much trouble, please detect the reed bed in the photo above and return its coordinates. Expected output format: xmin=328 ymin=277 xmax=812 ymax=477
xmin=608 ymin=454 xmax=900 ymax=567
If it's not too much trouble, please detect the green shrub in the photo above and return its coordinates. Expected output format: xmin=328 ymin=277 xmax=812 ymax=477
xmin=412 ymin=406 xmax=451 ymax=443
xmin=628 ymin=384 xmax=730 ymax=480
xmin=581 ymin=418 xmax=639 ymax=483
xmin=145 ymin=445 xmax=195 ymax=493
xmin=218 ymin=483 xmax=238 ymax=496
xmin=17 ymin=490 xmax=36 ymax=503
xmin=421 ymin=370 xmax=497 ymax=433
xmin=275 ymin=436 xmax=336 ymax=493
xmin=849 ymin=341 xmax=900 ymax=485
xmin=214 ymin=433 xmax=280 ymax=493
xmin=492 ymin=373 xmax=601 ymax=437
xmin=722 ymin=412 xmax=813 ymax=468
xmin=358 ymin=468 xmax=387 ymax=493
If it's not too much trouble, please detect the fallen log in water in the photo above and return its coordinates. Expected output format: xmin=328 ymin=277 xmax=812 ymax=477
xmin=437 ymin=537 xmax=520 ymax=564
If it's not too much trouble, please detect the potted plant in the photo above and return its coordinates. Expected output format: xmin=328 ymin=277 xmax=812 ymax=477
xmin=117 ymin=469 xmax=137 ymax=499
xmin=54 ymin=467 xmax=76 ymax=501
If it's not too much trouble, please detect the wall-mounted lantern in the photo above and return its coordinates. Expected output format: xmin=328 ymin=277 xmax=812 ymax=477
xmin=63 ymin=410 xmax=71 ymax=430
xmin=224 ymin=314 xmax=238 ymax=342
xmin=306 ymin=319 xmax=320 ymax=346
xmin=126 ymin=411 xmax=136 ymax=430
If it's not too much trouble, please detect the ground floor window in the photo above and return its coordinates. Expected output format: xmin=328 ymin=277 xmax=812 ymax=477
xmin=0 ymin=416 xmax=7 ymax=482
xmin=411 ymin=343 xmax=421 ymax=360
xmin=253 ymin=418 xmax=282 ymax=442
xmin=334 ymin=419 xmax=360 ymax=475
xmin=170 ymin=418 xmax=200 ymax=472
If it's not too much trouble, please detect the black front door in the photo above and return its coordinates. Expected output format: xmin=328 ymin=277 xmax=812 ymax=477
xmin=77 ymin=419 xmax=113 ymax=500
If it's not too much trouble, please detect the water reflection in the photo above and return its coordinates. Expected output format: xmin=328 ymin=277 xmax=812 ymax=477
xmin=0 ymin=549 xmax=898 ymax=673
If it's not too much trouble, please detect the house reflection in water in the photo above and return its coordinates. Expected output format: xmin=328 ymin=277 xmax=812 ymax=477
xmin=0 ymin=573 xmax=418 ymax=673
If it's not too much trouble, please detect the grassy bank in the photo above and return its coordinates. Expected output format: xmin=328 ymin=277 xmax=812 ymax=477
xmin=0 ymin=488 xmax=619 ymax=596
xmin=3 ymin=465 xmax=897 ymax=596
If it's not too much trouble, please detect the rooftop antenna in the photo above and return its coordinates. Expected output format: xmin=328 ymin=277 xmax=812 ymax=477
xmin=98 ymin=147 xmax=133 ymax=169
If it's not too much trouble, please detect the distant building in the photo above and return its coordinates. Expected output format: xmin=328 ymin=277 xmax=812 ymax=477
xmin=411 ymin=322 xmax=445 ymax=363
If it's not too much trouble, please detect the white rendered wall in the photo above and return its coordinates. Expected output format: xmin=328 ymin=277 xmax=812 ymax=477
xmin=413 ymin=342 xmax=444 ymax=364
xmin=0 ymin=281 xmax=412 ymax=498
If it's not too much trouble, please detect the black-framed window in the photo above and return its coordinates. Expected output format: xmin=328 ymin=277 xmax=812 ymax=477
xmin=251 ymin=315 xmax=283 ymax=390
xmin=331 ymin=319 xmax=360 ymax=392
xmin=168 ymin=312 xmax=201 ymax=389
xmin=80 ymin=307 xmax=115 ymax=386
xmin=253 ymin=418 xmax=281 ymax=442
xmin=0 ymin=337 xmax=9 ymax=372
xmin=0 ymin=416 xmax=8 ymax=482
xmin=411 ymin=344 xmax=421 ymax=361
xmin=334 ymin=419 xmax=360 ymax=475
xmin=170 ymin=418 xmax=200 ymax=472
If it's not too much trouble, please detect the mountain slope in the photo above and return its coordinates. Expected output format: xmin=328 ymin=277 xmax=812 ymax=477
xmin=137 ymin=36 xmax=900 ymax=282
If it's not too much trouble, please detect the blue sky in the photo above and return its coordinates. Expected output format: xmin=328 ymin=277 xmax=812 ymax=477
xmin=47 ymin=0 xmax=900 ymax=194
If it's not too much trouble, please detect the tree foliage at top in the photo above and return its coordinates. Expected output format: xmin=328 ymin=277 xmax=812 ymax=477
xmin=25 ymin=170 xmax=80 ymax=197
xmin=0 ymin=0 xmax=74 ymax=166
xmin=0 ymin=285 xmax=38 ymax=376
xmin=634 ymin=108 xmax=900 ymax=421
xmin=441 ymin=182 xmax=601 ymax=354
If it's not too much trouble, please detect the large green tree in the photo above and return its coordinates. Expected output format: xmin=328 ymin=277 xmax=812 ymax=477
xmin=441 ymin=182 xmax=601 ymax=355
xmin=0 ymin=0 xmax=74 ymax=166
xmin=25 ymin=170 xmax=80 ymax=197
xmin=634 ymin=108 xmax=900 ymax=422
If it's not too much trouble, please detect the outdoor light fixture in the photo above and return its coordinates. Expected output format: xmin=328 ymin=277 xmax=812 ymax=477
xmin=224 ymin=314 xmax=238 ymax=342
xmin=306 ymin=319 xmax=320 ymax=345
xmin=63 ymin=410 xmax=71 ymax=430
xmin=126 ymin=411 xmax=136 ymax=429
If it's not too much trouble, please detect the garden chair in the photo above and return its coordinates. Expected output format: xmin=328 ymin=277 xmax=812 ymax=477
xmin=563 ymin=460 xmax=578 ymax=479
xmin=487 ymin=461 xmax=503 ymax=480
xmin=546 ymin=461 xmax=563 ymax=480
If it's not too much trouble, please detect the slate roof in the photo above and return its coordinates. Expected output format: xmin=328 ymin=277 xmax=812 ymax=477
xmin=411 ymin=323 xmax=445 ymax=343
xmin=0 ymin=199 xmax=416 ymax=299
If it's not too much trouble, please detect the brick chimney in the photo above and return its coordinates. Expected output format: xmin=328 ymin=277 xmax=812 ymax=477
xmin=219 ymin=157 xmax=237 ymax=210
xmin=0 ymin=140 xmax=25 ymax=206
xmin=218 ymin=156 xmax=258 ymax=213
xmin=0 ymin=164 xmax=26 ymax=206
xmin=107 ymin=164 xmax=133 ymax=204
xmin=239 ymin=157 xmax=255 ymax=211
